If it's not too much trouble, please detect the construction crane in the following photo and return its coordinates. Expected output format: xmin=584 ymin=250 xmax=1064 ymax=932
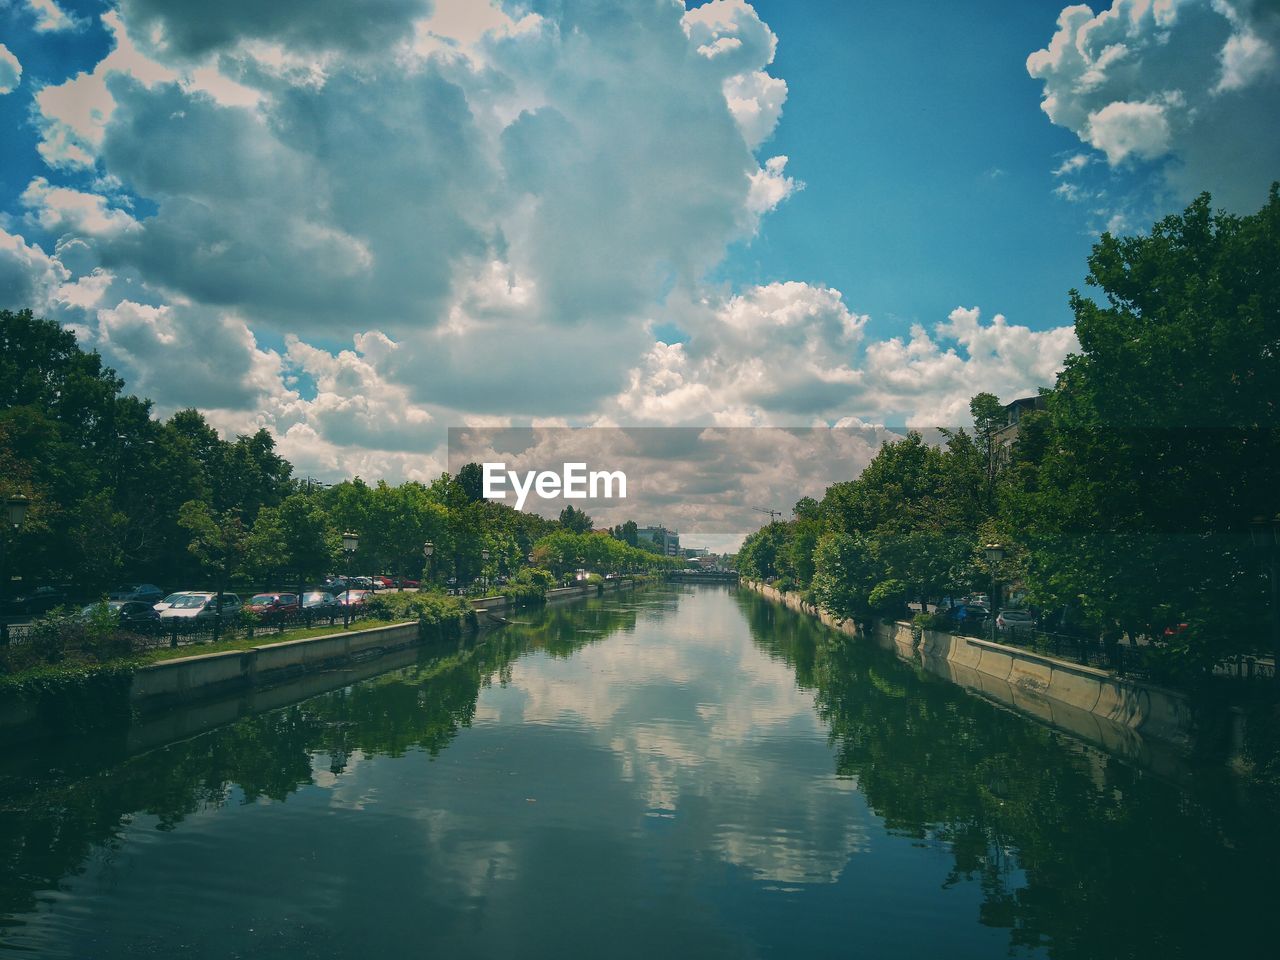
xmin=753 ymin=507 xmax=783 ymax=521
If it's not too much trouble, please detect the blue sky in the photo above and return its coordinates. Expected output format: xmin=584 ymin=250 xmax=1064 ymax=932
xmin=723 ymin=0 xmax=1098 ymax=335
xmin=0 ymin=0 xmax=1277 ymax=500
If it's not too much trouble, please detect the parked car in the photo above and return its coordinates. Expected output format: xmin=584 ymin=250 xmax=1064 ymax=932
xmin=154 ymin=591 xmax=196 ymax=612
xmin=158 ymin=592 xmax=242 ymax=620
xmin=996 ymin=609 xmax=1036 ymax=635
xmin=301 ymin=591 xmax=342 ymax=617
xmin=338 ymin=589 xmax=371 ymax=608
xmin=80 ymin=599 xmax=160 ymax=627
xmin=941 ymin=604 xmax=990 ymax=631
xmin=395 ymin=577 xmax=420 ymax=589
xmin=108 ymin=583 xmax=165 ymax=604
xmin=2 ymin=585 xmax=70 ymax=616
xmin=248 ymin=593 xmax=301 ymax=621
xmin=374 ymin=575 xmax=395 ymax=589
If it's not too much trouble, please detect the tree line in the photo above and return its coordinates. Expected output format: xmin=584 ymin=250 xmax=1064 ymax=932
xmin=736 ymin=187 xmax=1280 ymax=679
xmin=0 ymin=309 xmax=677 ymax=599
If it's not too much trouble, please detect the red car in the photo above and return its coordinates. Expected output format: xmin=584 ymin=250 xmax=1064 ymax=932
xmin=249 ymin=593 xmax=300 ymax=621
xmin=397 ymin=577 xmax=420 ymax=588
xmin=338 ymin=589 xmax=370 ymax=608
xmin=375 ymin=576 xmax=395 ymax=589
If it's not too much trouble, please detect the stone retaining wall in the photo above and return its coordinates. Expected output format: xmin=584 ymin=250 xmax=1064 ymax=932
xmin=741 ymin=579 xmax=1196 ymax=768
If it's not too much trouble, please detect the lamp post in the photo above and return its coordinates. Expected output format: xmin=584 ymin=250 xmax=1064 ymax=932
xmin=480 ymin=548 xmax=490 ymax=593
xmin=1249 ymin=516 xmax=1280 ymax=686
xmin=342 ymin=531 xmax=359 ymax=627
xmin=423 ymin=541 xmax=434 ymax=589
xmin=1 ymin=496 xmax=29 ymax=646
xmin=984 ymin=543 xmax=1004 ymax=642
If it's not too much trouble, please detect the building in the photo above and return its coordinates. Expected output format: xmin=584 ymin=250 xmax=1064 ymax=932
xmin=994 ymin=395 xmax=1047 ymax=448
xmin=682 ymin=547 xmax=708 ymax=559
xmin=637 ymin=525 xmax=681 ymax=557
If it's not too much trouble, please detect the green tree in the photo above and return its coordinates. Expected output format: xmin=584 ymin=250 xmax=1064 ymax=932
xmin=1005 ymin=187 xmax=1280 ymax=675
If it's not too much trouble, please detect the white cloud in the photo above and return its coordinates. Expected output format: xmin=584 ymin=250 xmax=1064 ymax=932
xmin=1028 ymin=0 xmax=1280 ymax=210
xmin=1052 ymin=153 xmax=1092 ymax=177
xmin=34 ymin=11 xmax=177 ymax=169
xmin=1085 ymin=99 xmax=1172 ymax=164
xmin=0 ymin=44 xmax=21 ymax=95
xmin=21 ymin=177 xmax=139 ymax=238
xmin=746 ymin=155 xmax=801 ymax=219
xmin=25 ymin=0 xmax=77 ymax=33
xmin=0 ymin=227 xmax=69 ymax=311
xmin=723 ymin=70 xmax=788 ymax=149
xmin=611 ymin=287 xmax=1075 ymax=431
xmin=1 ymin=0 xmax=1080 ymax=496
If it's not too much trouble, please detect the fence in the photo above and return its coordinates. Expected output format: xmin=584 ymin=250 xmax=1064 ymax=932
xmin=0 ymin=605 xmax=378 ymax=675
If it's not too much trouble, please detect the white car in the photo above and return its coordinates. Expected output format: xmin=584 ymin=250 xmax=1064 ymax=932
xmin=158 ymin=592 xmax=242 ymax=619
xmin=153 ymin=591 xmax=196 ymax=612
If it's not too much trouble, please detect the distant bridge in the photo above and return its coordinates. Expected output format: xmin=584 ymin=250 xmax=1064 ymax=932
xmin=666 ymin=570 xmax=739 ymax=583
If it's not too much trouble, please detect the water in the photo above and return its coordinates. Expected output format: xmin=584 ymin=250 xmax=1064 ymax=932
xmin=1 ymin=586 xmax=1275 ymax=958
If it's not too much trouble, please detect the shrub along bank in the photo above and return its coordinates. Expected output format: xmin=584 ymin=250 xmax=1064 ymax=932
xmin=1 ymin=591 xmax=475 ymax=734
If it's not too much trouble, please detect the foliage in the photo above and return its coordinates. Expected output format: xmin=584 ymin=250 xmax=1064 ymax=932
xmin=503 ymin=567 xmax=557 ymax=605
xmin=737 ymin=188 xmax=1280 ymax=680
xmin=361 ymin=590 xmax=474 ymax=628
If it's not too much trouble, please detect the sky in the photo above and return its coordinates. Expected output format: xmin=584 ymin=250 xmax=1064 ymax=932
xmin=1 ymin=0 xmax=1277 ymax=544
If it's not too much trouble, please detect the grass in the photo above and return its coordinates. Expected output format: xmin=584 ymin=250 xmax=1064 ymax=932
xmin=136 ymin=618 xmax=415 ymax=664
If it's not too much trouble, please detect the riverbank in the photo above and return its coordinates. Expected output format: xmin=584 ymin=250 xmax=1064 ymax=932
xmin=739 ymin=579 xmax=1229 ymax=778
xmin=1 ymin=579 xmax=637 ymax=738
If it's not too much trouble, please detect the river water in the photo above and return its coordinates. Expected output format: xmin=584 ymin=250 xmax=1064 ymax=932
xmin=1 ymin=586 xmax=1275 ymax=958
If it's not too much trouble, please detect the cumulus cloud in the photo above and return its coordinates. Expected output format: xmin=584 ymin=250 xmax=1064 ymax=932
xmin=611 ymin=286 xmax=1076 ymax=430
xmin=0 ymin=44 xmax=21 ymax=94
xmin=0 ymin=227 xmax=69 ymax=310
xmin=1028 ymin=0 xmax=1280 ymax=210
xmin=25 ymin=0 xmax=77 ymax=33
xmin=21 ymin=177 xmax=139 ymax=238
xmin=1 ymin=0 xmax=1077 ymax=492
xmin=118 ymin=0 xmax=429 ymax=59
xmin=94 ymin=300 xmax=287 ymax=413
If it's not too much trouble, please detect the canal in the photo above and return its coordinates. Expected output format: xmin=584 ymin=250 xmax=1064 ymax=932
xmin=1 ymin=586 xmax=1276 ymax=958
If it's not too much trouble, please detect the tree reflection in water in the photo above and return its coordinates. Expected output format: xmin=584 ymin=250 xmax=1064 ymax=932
xmin=0 ymin=600 xmax=638 ymax=931
xmin=736 ymin=590 xmax=1278 ymax=958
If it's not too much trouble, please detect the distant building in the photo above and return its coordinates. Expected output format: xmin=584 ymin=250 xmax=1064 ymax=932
xmin=682 ymin=547 xmax=708 ymax=559
xmin=638 ymin=525 xmax=681 ymax=556
xmin=994 ymin=395 xmax=1047 ymax=448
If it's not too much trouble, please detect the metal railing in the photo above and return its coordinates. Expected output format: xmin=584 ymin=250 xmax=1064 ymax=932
xmin=0 ymin=606 xmax=376 ymax=662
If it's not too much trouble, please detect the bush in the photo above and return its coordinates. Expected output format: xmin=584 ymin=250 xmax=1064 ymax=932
xmin=2 ymin=606 xmax=139 ymax=675
xmin=362 ymin=590 xmax=473 ymax=628
xmin=868 ymin=579 xmax=908 ymax=621
xmin=503 ymin=567 xmax=556 ymax=606
xmin=912 ymin=611 xmax=950 ymax=632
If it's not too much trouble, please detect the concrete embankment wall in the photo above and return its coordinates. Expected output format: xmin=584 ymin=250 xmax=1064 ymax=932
xmin=741 ymin=579 xmax=1196 ymax=767
xmin=0 ymin=579 xmax=640 ymax=735
xmin=128 ymin=578 xmax=636 ymax=712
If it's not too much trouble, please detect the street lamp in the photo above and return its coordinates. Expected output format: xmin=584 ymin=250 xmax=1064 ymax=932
xmin=984 ymin=543 xmax=1005 ymax=642
xmin=1249 ymin=516 xmax=1280 ymax=686
xmin=5 ymin=495 xmax=29 ymax=530
xmin=342 ymin=532 xmax=359 ymax=627
xmin=423 ymin=540 xmax=434 ymax=588
xmin=1 ymin=495 xmax=29 ymax=643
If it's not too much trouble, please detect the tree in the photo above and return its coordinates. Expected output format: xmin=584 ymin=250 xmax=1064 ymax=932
xmin=1005 ymin=187 xmax=1280 ymax=674
xmin=558 ymin=505 xmax=594 ymax=533
xmin=178 ymin=501 xmax=250 ymax=601
xmin=456 ymin=462 xmax=485 ymax=503
xmin=811 ymin=532 xmax=880 ymax=622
